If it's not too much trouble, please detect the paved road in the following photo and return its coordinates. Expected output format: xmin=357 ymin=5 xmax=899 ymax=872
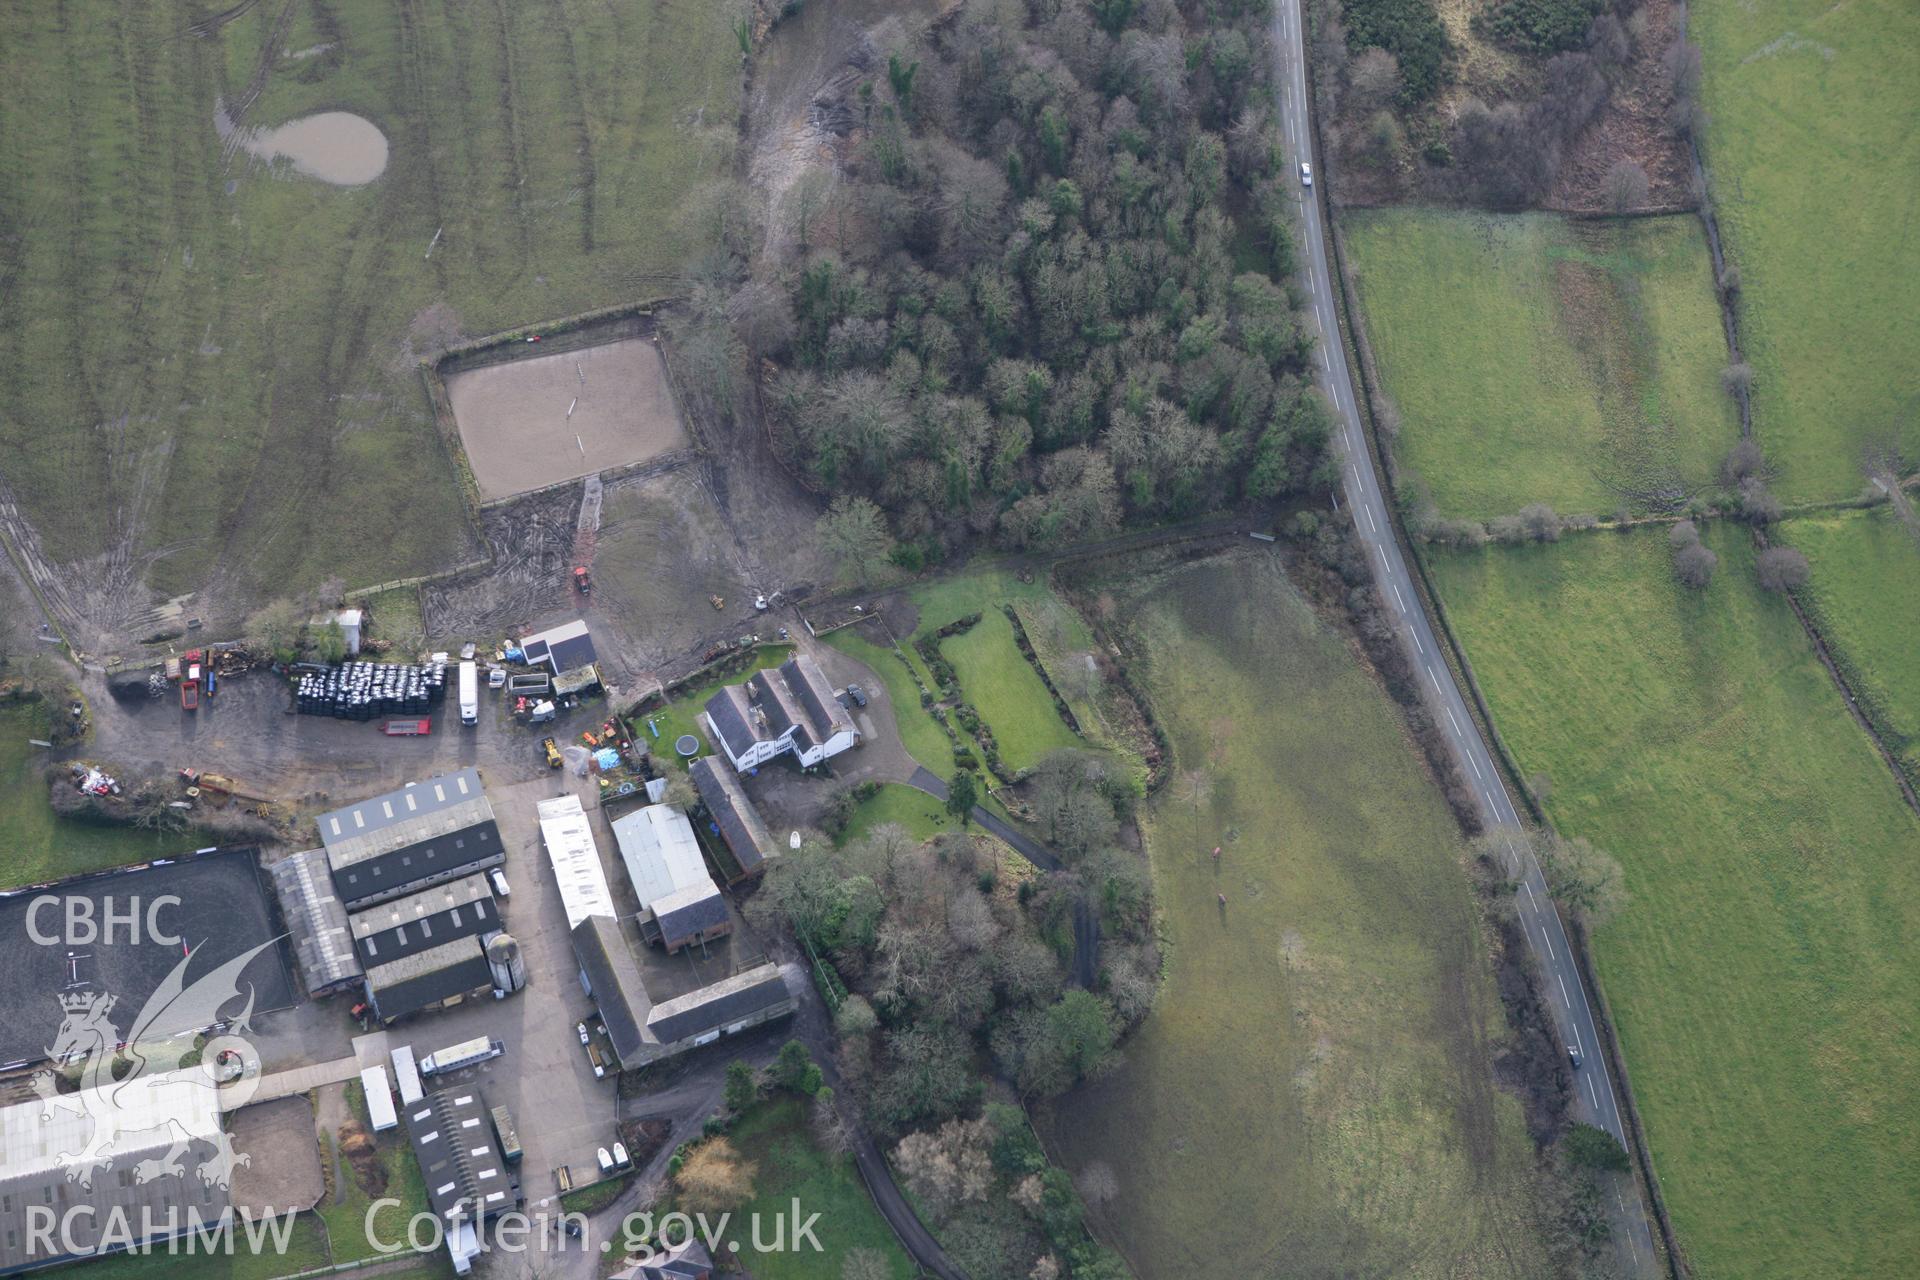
xmin=1269 ymin=2 xmax=1660 ymax=1272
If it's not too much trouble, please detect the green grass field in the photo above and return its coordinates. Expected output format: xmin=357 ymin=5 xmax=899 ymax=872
xmin=726 ymin=1098 xmax=915 ymax=1279
xmin=1695 ymin=0 xmax=1920 ymax=501
xmin=76 ymin=1214 xmax=331 ymax=1280
xmin=1777 ymin=507 xmax=1920 ymax=774
xmin=1429 ymin=526 xmax=1920 ymax=1279
xmin=0 ymin=0 xmax=740 ymax=601
xmin=838 ymin=783 xmax=954 ymax=845
xmin=1344 ymin=210 xmax=1734 ymax=518
xmin=0 ymin=703 xmax=198 ymax=889
xmin=320 ymin=1128 xmax=433 ymax=1264
xmin=1042 ymin=550 xmax=1561 ymax=1277
xmin=941 ymin=609 xmax=1081 ymax=774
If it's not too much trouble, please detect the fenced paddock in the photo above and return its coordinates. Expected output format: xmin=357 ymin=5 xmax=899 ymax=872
xmin=445 ymin=336 xmax=688 ymax=500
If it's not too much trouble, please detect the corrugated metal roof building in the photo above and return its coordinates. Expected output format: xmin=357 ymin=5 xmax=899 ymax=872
xmin=536 ymin=794 xmax=615 ymax=930
xmin=609 ymin=805 xmax=710 ymax=911
xmin=0 ymin=1070 xmax=231 ymax=1273
xmin=351 ymin=874 xmax=499 ymax=967
xmin=269 ymin=848 xmax=363 ymax=994
xmin=363 ymin=935 xmax=495 ymax=1023
xmin=317 ymin=770 xmax=504 ymax=910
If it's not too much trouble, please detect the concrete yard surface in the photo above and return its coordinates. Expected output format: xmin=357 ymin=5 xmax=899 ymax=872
xmin=447 ymin=338 xmax=688 ymax=500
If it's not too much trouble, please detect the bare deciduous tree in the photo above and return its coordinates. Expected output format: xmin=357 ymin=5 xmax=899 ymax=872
xmin=1605 ymin=160 xmax=1649 ymax=214
xmin=815 ymin=495 xmax=894 ymax=586
xmin=1755 ymin=545 xmax=1810 ymax=592
xmin=1673 ymin=539 xmax=1718 ymax=589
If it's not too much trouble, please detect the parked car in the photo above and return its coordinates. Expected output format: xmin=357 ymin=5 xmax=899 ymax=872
xmin=487 ymin=666 xmax=507 ymax=689
xmin=596 ymin=1147 xmax=614 ymax=1176
xmin=612 ymin=1141 xmax=630 ymax=1169
xmin=845 ymin=683 xmax=868 ymax=708
xmin=490 ymin=868 xmax=511 ymax=898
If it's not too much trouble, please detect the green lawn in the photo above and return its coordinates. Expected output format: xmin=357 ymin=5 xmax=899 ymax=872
xmin=726 ymin=1098 xmax=914 ymax=1280
xmin=1695 ymin=0 xmax=1920 ymax=501
xmin=1344 ymin=210 xmax=1734 ymax=518
xmin=838 ymin=783 xmax=955 ymax=845
xmin=1043 ymin=550 xmax=1560 ymax=1277
xmin=0 ymin=0 xmax=740 ymax=600
xmin=1429 ymin=525 xmax=1920 ymax=1279
xmin=941 ymin=609 xmax=1082 ymax=774
xmin=642 ymin=645 xmax=796 ymax=771
xmin=1777 ymin=507 xmax=1920 ymax=774
xmin=0 ymin=703 xmax=199 ymax=889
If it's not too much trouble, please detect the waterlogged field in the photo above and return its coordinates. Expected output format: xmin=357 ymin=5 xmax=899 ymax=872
xmin=1694 ymin=0 xmax=1920 ymax=500
xmin=0 ymin=0 xmax=739 ymax=601
xmin=1429 ymin=526 xmax=1920 ymax=1279
xmin=1344 ymin=211 xmax=1734 ymax=518
xmin=1043 ymin=550 xmax=1560 ymax=1277
xmin=1777 ymin=508 xmax=1920 ymax=775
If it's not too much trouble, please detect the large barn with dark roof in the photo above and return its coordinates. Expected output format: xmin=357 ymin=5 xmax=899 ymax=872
xmin=316 ymin=770 xmax=504 ymax=911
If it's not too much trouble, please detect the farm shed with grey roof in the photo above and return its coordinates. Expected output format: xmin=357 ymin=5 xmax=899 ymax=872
xmin=645 ymin=883 xmax=732 ymax=954
xmin=318 ymin=770 xmax=504 ymax=910
xmin=363 ymin=935 xmax=494 ymax=1023
xmin=404 ymin=1084 xmax=517 ymax=1274
xmin=351 ymin=873 xmax=499 ymax=966
xmin=270 ymin=847 xmax=362 ymax=994
xmin=0 ymin=1070 xmax=230 ymax=1273
xmin=646 ymin=963 xmax=793 ymax=1045
xmin=689 ymin=756 xmax=777 ymax=879
xmin=570 ymin=914 xmax=654 ymax=1065
xmin=519 ymin=619 xmax=597 ymax=676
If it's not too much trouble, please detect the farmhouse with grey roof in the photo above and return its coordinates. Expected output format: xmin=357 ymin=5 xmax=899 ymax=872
xmin=702 ymin=653 xmax=856 ymax=773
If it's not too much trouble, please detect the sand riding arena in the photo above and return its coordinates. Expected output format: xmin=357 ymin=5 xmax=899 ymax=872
xmin=444 ymin=332 xmax=689 ymax=501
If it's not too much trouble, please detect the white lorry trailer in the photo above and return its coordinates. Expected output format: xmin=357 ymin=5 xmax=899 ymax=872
xmin=458 ymin=660 xmax=479 ymax=726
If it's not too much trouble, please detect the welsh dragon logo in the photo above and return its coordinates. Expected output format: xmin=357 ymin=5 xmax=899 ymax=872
xmin=31 ymin=939 xmax=279 ymax=1191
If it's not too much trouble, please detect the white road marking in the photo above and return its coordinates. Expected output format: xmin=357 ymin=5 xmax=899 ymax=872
xmin=1426 ymin=666 xmax=1442 ymax=692
xmin=1544 ymin=931 xmax=1554 ymax=959
xmin=1361 ymin=504 xmax=1375 ymax=532
xmin=1412 ymin=630 xmax=1426 ymax=656
xmin=1558 ymin=974 xmax=1571 ymax=1007
xmin=1588 ymin=1076 xmax=1601 ymax=1107
xmin=1523 ymin=880 xmax=1537 ymax=907
xmin=1446 ymin=707 xmax=1461 ymax=734
xmin=1468 ymin=751 xmax=1485 ymax=781
xmin=1392 ymin=584 xmax=1407 ymax=611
